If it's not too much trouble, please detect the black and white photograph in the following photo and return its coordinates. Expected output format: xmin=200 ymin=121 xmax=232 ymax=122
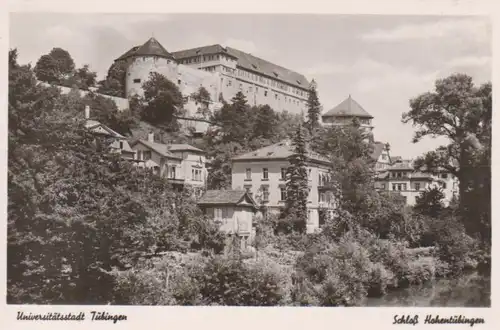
xmin=4 ymin=0 xmax=494 ymax=322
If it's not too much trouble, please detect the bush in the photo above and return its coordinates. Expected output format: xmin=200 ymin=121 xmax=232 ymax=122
xmin=194 ymin=256 xmax=285 ymax=306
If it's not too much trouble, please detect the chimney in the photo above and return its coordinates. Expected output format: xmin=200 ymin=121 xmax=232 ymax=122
xmin=84 ymin=105 xmax=90 ymax=119
xmin=148 ymin=132 xmax=154 ymax=142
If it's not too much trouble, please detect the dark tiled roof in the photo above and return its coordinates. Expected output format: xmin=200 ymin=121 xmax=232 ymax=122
xmin=322 ymin=95 xmax=373 ymax=119
xmin=232 ymin=140 xmax=329 ymax=164
xmin=116 ymin=46 xmax=140 ymax=61
xmin=172 ymin=44 xmax=310 ymax=90
xmin=116 ymin=38 xmax=174 ymax=61
xmin=171 ymin=44 xmax=238 ymax=60
xmin=198 ymin=190 xmax=256 ymax=208
xmin=226 ymin=47 xmax=310 ymax=90
xmin=167 ymin=144 xmax=204 ymax=153
xmin=132 ymin=140 xmax=181 ymax=159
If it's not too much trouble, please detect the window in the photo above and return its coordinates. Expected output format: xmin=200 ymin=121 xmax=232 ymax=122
xmin=381 ymin=183 xmax=386 ymax=190
xmin=245 ymin=168 xmax=252 ymax=180
xmin=280 ymin=187 xmax=287 ymax=201
xmin=319 ymin=192 xmax=326 ymax=203
xmin=415 ymin=183 xmax=421 ymax=191
xmin=281 ymin=168 xmax=287 ymax=180
xmin=177 ymin=79 xmax=181 ymax=85
xmin=119 ymin=141 xmax=123 ymax=149
xmin=402 ymin=184 xmax=407 ymax=191
xmin=262 ymin=187 xmax=269 ymax=201
xmin=441 ymin=173 xmax=448 ymax=179
xmin=228 ymin=80 xmax=232 ymax=86
xmin=275 ymin=94 xmax=278 ymax=99
xmin=397 ymin=184 xmax=402 ymax=191
xmin=192 ymin=168 xmax=202 ymax=181
xmin=262 ymin=168 xmax=269 ymax=180
xmin=264 ymin=91 xmax=268 ymax=97
xmin=133 ymin=78 xmax=141 ymax=84
xmin=392 ymin=184 xmax=396 ymax=191
xmin=214 ymin=208 xmax=222 ymax=220
xmin=168 ymin=165 xmax=176 ymax=179
xmin=308 ymin=168 xmax=312 ymax=179
xmin=442 ymin=182 xmax=447 ymax=189
xmin=244 ymin=186 xmax=252 ymax=197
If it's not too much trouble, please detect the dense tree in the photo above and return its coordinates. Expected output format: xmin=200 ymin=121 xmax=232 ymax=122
xmin=212 ymin=91 xmax=253 ymax=144
xmin=8 ymin=53 xmax=184 ymax=303
xmin=284 ymin=124 xmax=309 ymax=233
xmin=253 ymin=104 xmax=278 ymax=140
xmin=305 ymin=80 xmax=321 ymax=134
xmin=34 ymin=47 xmax=75 ymax=84
xmin=413 ymin=187 xmax=446 ymax=218
xmin=70 ymin=64 xmax=97 ymax=90
xmin=97 ymin=61 xmax=128 ymax=98
xmin=140 ymin=72 xmax=185 ymax=130
xmin=402 ymin=73 xmax=491 ymax=243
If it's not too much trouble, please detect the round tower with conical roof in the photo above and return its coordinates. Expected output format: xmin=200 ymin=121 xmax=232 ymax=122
xmin=115 ymin=37 xmax=178 ymax=98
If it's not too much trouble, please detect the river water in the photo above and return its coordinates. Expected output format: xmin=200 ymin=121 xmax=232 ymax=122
xmin=364 ymin=271 xmax=491 ymax=307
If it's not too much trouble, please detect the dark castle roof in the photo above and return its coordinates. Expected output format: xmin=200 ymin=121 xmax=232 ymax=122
xmin=322 ymin=95 xmax=373 ymax=119
xmin=116 ymin=38 xmax=310 ymax=90
xmin=116 ymin=37 xmax=175 ymax=61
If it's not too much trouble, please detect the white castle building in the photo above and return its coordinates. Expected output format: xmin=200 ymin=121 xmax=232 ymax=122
xmin=114 ymin=37 xmax=312 ymax=134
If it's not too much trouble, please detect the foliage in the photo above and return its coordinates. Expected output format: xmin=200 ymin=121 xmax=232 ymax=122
xmin=414 ymin=187 xmax=446 ymax=218
xmin=34 ymin=47 xmax=97 ymax=90
xmin=194 ymin=256 xmax=285 ymax=306
xmin=284 ymin=124 xmax=309 ymax=233
xmin=97 ymin=61 xmax=128 ymax=98
xmin=34 ymin=47 xmax=75 ymax=84
xmin=312 ymin=122 xmax=375 ymax=216
xmin=402 ymin=74 xmax=491 ymax=243
xmin=67 ymin=64 xmax=98 ymax=90
xmin=139 ymin=72 xmax=185 ymax=129
xmin=305 ymin=80 xmax=321 ymax=134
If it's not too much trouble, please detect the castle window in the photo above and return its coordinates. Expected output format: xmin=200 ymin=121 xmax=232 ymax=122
xmin=264 ymin=91 xmax=268 ymax=97
xmin=178 ymin=79 xmax=181 ymax=85
xmin=133 ymin=78 xmax=141 ymax=84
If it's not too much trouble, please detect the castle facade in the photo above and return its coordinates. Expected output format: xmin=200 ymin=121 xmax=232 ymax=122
xmin=115 ymin=37 xmax=312 ymax=131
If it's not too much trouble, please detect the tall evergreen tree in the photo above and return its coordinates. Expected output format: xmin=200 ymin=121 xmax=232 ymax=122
xmin=285 ymin=124 xmax=310 ymax=233
xmin=305 ymin=79 xmax=321 ymax=134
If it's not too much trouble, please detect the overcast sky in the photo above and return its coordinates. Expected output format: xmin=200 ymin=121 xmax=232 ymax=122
xmin=9 ymin=13 xmax=491 ymax=159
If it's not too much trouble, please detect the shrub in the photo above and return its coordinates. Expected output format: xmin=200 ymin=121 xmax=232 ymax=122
xmin=194 ymin=256 xmax=284 ymax=306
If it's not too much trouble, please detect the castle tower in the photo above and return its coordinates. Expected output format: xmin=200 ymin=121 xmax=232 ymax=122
xmin=115 ymin=37 xmax=178 ymax=98
xmin=321 ymin=95 xmax=374 ymax=131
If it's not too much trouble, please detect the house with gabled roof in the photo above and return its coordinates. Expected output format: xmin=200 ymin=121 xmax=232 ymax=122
xmin=374 ymin=158 xmax=459 ymax=206
xmin=129 ymin=133 xmax=207 ymax=190
xmin=198 ymin=190 xmax=258 ymax=250
xmin=83 ymin=105 xmax=135 ymax=160
xmin=231 ymin=139 xmax=335 ymax=234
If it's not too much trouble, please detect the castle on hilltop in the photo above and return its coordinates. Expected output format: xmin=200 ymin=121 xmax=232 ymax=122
xmin=114 ymin=37 xmax=312 ymax=132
